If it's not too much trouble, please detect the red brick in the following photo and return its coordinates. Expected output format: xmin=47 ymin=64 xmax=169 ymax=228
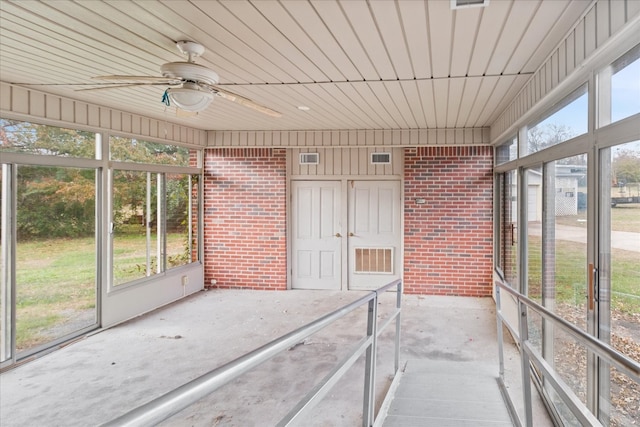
xmin=403 ymin=146 xmax=494 ymax=297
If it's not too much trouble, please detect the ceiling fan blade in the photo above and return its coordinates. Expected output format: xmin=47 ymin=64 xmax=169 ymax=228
xmin=211 ymin=86 xmax=282 ymax=118
xmin=76 ymin=82 xmax=177 ymax=92
xmin=93 ymin=75 xmax=181 ymax=84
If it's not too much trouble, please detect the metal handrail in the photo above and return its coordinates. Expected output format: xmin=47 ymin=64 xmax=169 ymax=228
xmin=495 ymin=280 xmax=640 ymax=427
xmin=103 ymin=279 xmax=402 ymax=427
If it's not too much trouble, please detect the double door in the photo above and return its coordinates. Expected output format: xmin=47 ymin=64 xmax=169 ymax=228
xmin=291 ymin=180 xmax=401 ymax=290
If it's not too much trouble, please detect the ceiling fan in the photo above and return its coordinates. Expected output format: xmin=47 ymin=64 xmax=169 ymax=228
xmin=87 ymin=40 xmax=281 ymax=117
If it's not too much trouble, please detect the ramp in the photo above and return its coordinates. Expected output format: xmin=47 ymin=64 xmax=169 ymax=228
xmin=380 ymin=360 xmax=513 ymax=427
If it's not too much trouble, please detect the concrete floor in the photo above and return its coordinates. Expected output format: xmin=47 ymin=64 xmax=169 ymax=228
xmin=1 ymin=289 xmax=550 ymax=426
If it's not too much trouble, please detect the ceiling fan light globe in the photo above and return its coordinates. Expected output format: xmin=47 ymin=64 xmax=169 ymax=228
xmin=167 ymin=86 xmax=214 ymax=112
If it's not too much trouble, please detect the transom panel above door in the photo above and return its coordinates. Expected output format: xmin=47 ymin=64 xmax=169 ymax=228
xmin=291 ymin=181 xmax=342 ymax=290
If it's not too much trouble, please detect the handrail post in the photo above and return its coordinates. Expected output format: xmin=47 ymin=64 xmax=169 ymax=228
xmin=518 ymin=299 xmax=533 ymax=427
xmin=362 ymin=292 xmax=378 ymax=427
xmin=496 ymin=285 xmax=505 ymax=382
xmin=394 ymin=281 xmax=402 ymax=373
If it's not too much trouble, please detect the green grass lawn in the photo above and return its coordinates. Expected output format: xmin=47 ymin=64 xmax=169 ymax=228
xmin=527 ymin=236 xmax=639 ymax=314
xmin=15 ymin=237 xmax=97 ymax=351
xmin=555 ymin=203 xmax=640 ymax=233
xmin=13 ymin=232 xmax=188 ymax=352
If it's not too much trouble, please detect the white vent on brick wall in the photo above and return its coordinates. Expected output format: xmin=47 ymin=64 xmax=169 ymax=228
xmin=299 ymin=153 xmax=319 ymax=165
xmin=451 ymin=0 xmax=488 ymax=9
xmin=371 ymin=152 xmax=391 ymax=164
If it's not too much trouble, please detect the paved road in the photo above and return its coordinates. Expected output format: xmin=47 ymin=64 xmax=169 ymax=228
xmin=528 ymin=223 xmax=639 ymax=253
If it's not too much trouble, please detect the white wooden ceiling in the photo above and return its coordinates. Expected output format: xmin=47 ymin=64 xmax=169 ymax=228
xmin=0 ymin=0 xmax=591 ymax=131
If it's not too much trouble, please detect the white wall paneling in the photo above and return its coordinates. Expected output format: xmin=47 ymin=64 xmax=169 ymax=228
xmin=0 ymin=82 xmax=208 ymax=147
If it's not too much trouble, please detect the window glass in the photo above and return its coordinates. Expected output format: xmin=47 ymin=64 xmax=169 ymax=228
xmin=526 ymin=85 xmax=588 ymax=154
xmin=543 ymin=154 xmax=589 ymax=414
xmin=526 ymin=166 xmax=543 ymax=354
xmin=166 ymin=173 xmax=194 ymax=269
xmin=0 ymin=165 xmax=8 ymax=363
xmin=611 ymin=45 xmax=640 ymax=123
xmin=15 ymin=165 xmax=97 ymax=355
xmin=599 ymin=140 xmax=640 ymax=426
xmin=496 ymin=136 xmax=517 ymax=165
xmin=112 ymin=170 xmax=198 ymax=286
xmin=112 ymin=170 xmax=160 ymax=285
xmin=110 ymin=136 xmax=191 ymax=166
xmin=526 ymin=166 xmax=543 ymax=301
xmin=498 ymin=170 xmax=518 ymax=287
xmin=0 ymin=119 xmax=96 ymax=158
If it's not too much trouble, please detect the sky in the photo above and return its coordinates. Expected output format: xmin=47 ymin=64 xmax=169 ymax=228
xmin=530 ymin=56 xmax=639 ymax=156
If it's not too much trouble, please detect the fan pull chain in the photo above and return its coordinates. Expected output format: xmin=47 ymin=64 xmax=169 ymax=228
xmin=161 ymin=89 xmax=170 ymax=107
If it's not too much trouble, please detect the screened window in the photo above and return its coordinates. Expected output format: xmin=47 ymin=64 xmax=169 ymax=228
xmin=0 ymin=119 xmax=96 ymax=158
xmin=110 ymin=136 xmax=199 ymax=287
xmin=611 ymin=45 xmax=640 ymax=124
xmin=497 ymin=170 xmax=518 ymax=288
xmin=1 ymin=120 xmax=100 ymax=361
xmin=112 ymin=170 xmax=160 ymax=285
xmin=526 ymin=85 xmax=588 ymax=155
xmin=496 ymin=136 xmax=518 ymax=165
xmin=166 ymin=173 xmax=197 ymax=269
xmin=109 ymin=136 xmax=191 ymax=166
xmin=14 ymin=165 xmax=97 ymax=355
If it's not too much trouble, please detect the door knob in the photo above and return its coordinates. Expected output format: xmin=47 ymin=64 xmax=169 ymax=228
xmin=335 ymin=233 xmax=342 ymax=238
xmin=349 ymin=232 xmax=355 ymax=237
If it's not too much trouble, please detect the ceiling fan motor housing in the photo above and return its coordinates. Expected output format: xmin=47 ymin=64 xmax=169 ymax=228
xmin=160 ymin=62 xmax=220 ymax=85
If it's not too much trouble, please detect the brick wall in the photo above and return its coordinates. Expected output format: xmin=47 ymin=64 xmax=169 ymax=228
xmin=403 ymin=146 xmax=494 ymax=296
xmin=203 ymin=148 xmax=287 ymax=290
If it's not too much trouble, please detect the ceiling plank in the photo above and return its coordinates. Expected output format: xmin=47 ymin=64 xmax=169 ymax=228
xmin=351 ymin=82 xmax=402 ymax=128
xmin=474 ymin=76 xmax=519 ymax=125
xmin=252 ymin=0 xmax=346 ymax=82
xmin=455 ymin=77 xmax=484 ymax=129
xmin=368 ymin=1 xmax=414 ymax=79
xmin=464 ymin=76 xmax=500 ymax=127
xmin=486 ymin=0 xmax=541 ymax=75
xmin=220 ymin=0 xmax=328 ymax=83
xmin=400 ymin=80 xmax=429 ymax=128
xmin=450 ymin=8 xmax=482 ymax=77
xmin=505 ymin=0 xmax=570 ymax=74
xmin=340 ymin=0 xmax=395 ymax=79
xmin=384 ymin=80 xmax=420 ymax=129
xmin=310 ymin=0 xmax=378 ymax=80
xmin=397 ymin=0 xmax=431 ymax=78
xmin=416 ymin=80 xmax=437 ymax=128
xmin=432 ymin=79 xmax=450 ymax=127
xmin=332 ymin=83 xmax=397 ymax=128
xmin=280 ymin=0 xmax=362 ymax=81
xmin=426 ymin=0 xmax=453 ymax=78
xmin=467 ymin=0 xmax=512 ymax=76
xmin=446 ymin=78 xmax=466 ymax=128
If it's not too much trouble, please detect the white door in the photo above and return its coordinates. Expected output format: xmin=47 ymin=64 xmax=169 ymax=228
xmin=291 ymin=181 xmax=342 ymax=290
xmin=348 ymin=181 xmax=401 ymax=290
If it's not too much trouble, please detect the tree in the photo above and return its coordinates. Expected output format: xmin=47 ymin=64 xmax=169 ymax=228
xmin=613 ymin=149 xmax=640 ymax=185
xmin=2 ymin=120 xmax=193 ymax=239
xmin=1 ymin=119 xmax=96 ymax=157
xmin=527 ymin=123 xmax=576 ymax=153
xmin=16 ymin=166 xmax=95 ymax=239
